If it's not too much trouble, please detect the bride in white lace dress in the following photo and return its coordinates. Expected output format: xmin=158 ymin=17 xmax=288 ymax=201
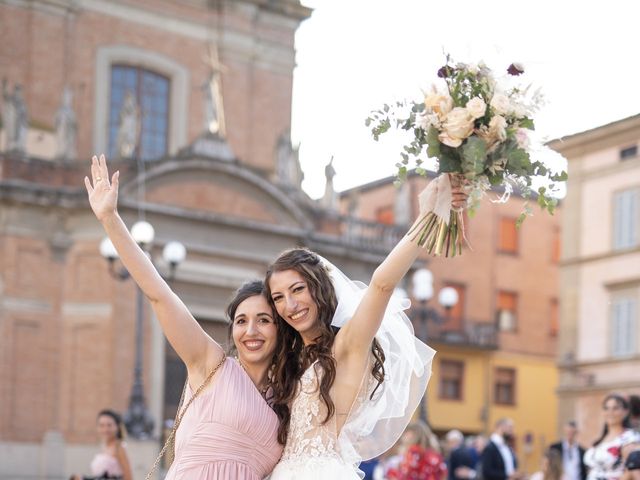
xmin=265 ymin=182 xmax=467 ymax=479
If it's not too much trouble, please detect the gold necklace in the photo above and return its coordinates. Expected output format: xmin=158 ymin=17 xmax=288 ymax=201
xmin=236 ymin=357 xmax=270 ymax=397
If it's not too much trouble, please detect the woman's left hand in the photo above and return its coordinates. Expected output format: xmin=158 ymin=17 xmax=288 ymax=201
xmin=451 ymin=186 xmax=468 ymax=209
xmin=84 ymin=154 xmax=119 ymax=222
xmin=448 ymin=173 xmax=469 ymax=210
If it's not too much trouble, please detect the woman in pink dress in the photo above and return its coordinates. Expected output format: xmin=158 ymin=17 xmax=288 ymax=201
xmin=71 ymin=410 xmax=132 ymax=480
xmin=85 ymin=155 xmax=282 ymax=479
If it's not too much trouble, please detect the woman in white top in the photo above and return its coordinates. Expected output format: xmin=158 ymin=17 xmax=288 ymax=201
xmin=584 ymin=394 xmax=640 ymax=480
xmin=265 ymin=176 xmax=467 ymax=478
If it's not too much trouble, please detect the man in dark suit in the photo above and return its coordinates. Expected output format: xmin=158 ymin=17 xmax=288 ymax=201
xmin=481 ymin=418 xmax=524 ymax=480
xmin=550 ymin=421 xmax=588 ymax=480
xmin=446 ymin=429 xmax=477 ymax=480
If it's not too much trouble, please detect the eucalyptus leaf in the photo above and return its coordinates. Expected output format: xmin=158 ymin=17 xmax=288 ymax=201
xmin=550 ymin=171 xmax=568 ymax=182
xmin=520 ymin=118 xmax=535 ymax=130
xmin=461 ymin=136 xmax=487 ymax=175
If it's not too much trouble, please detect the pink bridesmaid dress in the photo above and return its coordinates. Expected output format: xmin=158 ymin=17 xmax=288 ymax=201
xmin=90 ymin=453 xmax=123 ymax=477
xmin=164 ymin=358 xmax=283 ymax=479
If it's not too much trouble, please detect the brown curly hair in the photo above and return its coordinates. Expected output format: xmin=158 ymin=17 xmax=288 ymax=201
xmin=265 ymin=248 xmax=385 ymax=445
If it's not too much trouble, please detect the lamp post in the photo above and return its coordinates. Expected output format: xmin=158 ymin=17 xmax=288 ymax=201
xmin=100 ymin=220 xmax=186 ymax=439
xmin=411 ymin=267 xmax=459 ymax=425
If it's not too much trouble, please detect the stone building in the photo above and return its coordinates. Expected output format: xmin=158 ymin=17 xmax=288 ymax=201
xmin=549 ymin=115 xmax=640 ymax=442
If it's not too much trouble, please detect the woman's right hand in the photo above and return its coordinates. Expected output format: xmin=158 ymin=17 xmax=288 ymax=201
xmin=84 ymin=154 xmax=119 ymax=222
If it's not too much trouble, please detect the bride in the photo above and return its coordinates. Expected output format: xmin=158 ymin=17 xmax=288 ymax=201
xmin=265 ymin=177 xmax=467 ymax=478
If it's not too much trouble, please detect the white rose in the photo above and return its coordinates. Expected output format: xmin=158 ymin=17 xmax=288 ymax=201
xmin=489 ymin=115 xmax=508 ymax=142
xmin=439 ymin=107 xmax=475 ymax=147
xmin=417 ymin=112 xmax=441 ymax=130
xmin=424 ymin=91 xmax=453 ymax=118
xmin=466 ymin=97 xmax=487 ymax=119
xmin=490 ymin=93 xmax=511 ymax=115
xmin=416 ymin=112 xmax=430 ymax=130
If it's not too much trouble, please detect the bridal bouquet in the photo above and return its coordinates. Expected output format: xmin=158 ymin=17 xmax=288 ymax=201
xmin=366 ymin=57 xmax=567 ymax=257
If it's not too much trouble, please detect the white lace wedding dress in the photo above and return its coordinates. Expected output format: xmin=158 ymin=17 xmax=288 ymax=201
xmin=269 ymin=361 xmax=361 ymax=479
xmin=270 ymin=258 xmax=436 ymax=479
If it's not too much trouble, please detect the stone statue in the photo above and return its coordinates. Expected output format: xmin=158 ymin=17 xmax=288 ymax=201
xmin=276 ymin=129 xmax=304 ymax=189
xmin=322 ymin=156 xmax=338 ymax=210
xmin=394 ymin=180 xmax=412 ymax=226
xmin=2 ymin=79 xmax=28 ymax=153
xmin=116 ymin=90 xmax=140 ymax=159
xmin=54 ymin=86 xmax=77 ymax=161
xmin=202 ymin=43 xmax=226 ymax=138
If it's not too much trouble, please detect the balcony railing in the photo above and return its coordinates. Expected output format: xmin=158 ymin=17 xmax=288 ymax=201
xmin=312 ymin=213 xmax=407 ymax=253
xmin=414 ymin=318 xmax=499 ymax=349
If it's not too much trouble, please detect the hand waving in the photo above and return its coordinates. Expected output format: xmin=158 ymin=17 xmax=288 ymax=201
xmin=84 ymin=154 xmax=120 ymax=222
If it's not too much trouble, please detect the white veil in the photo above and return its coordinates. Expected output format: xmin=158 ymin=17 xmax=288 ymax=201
xmin=321 ymin=256 xmax=435 ymax=471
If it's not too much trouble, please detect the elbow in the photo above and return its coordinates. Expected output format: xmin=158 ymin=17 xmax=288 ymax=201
xmin=146 ymin=289 xmax=174 ymax=306
xmin=370 ymin=267 xmax=396 ymax=294
xmin=146 ymin=292 xmax=162 ymax=305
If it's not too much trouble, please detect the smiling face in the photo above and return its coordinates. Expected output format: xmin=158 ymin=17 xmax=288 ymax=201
xmin=232 ymin=294 xmax=277 ymax=367
xmin=268 ymin=269 xmax=321 ymax=344
xmin=603 ymin=396 xmax=628 ymax=429
xmin=97 ymin=414 xmax=119 ymax=443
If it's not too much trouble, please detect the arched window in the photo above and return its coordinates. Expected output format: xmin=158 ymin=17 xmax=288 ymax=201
xmin=94 ymin=46 xmax=189 ymax=159
xmin=109 ymin=65 xmax=170 ymax=161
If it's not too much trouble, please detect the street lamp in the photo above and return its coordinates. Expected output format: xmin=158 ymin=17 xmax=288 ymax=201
xmin=100 ymin=220 xmax=186 ymax=439
xmin=411 ymin=268 xmax=459 ymax=339
xmin=411 ymin=267 xmax=459 ymax=425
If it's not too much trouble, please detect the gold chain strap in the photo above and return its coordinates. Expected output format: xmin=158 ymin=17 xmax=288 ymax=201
xmin=145 ymin=354 xmax=227 ymax=480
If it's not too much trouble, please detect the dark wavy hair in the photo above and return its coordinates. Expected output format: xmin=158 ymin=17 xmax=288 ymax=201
xmin=265 ymin=248 xmax=385 ymax=445
xmin=97 ymin=409 xmax=125 ymax=440
xmin=629 ymin=394 xmax=640 ymax=420
xmin=593 ymin=393 xmax=633 ymax=446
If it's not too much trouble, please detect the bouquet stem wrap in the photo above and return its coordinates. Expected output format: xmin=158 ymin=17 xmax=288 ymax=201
xmin=409 ymin=172 xmax=466 ymax=257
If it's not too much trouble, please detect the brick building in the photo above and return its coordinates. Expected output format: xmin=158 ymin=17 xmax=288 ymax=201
xmin=0 ymin=0 xmax=564 ymax=477
xmin=341 ymin=172 xmax=562 ymax=473
xmin=0 ymin=0 xmax=401 ymax=477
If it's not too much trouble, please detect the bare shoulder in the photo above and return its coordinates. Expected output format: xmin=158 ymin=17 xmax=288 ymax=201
xmin=115 ymin=440 xmax=128 ymax=455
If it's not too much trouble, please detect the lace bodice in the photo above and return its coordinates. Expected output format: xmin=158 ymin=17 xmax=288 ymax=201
xmin=280 ymin=362 xmax=342 ymax=466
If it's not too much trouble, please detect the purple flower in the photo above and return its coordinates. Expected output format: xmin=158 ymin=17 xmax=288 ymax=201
xmin=507 ymin=63 xmax=524 ymax=76
xmin=437 ymin=65 xmax=453 ymax=78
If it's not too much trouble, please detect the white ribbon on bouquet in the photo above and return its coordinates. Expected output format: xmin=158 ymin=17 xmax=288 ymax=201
xmin=417 ymin=173 xmax=454 ymax=224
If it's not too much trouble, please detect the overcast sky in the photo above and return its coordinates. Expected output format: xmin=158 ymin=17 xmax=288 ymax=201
xmin=291 ymin=0 xmax=640 ymax=198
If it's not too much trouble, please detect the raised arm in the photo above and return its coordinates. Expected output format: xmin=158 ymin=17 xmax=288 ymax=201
xmin=335 ymin=181 xmax=466 ymax=359
xmin=85 ymin=155 xmax=222 ymax=380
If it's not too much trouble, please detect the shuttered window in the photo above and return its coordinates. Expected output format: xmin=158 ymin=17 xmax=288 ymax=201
xmin=611 ymin=297 xmax=637 ymax=357
xmin=613 ymin=189 xmax=639 ymax=250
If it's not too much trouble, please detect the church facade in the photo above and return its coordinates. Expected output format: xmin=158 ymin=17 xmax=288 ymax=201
xmin=0 ymin=1 xmax=407 ymax=477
